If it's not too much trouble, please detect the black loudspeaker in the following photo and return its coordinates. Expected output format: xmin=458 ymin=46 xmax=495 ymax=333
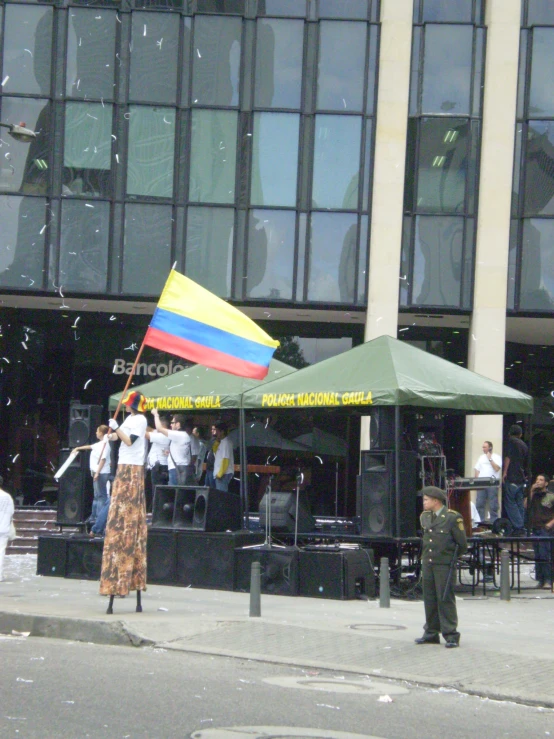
xmin=152 ymin=486 xmax=242 ymax=532
xmin=57 ymin=449 xmax=93 ymax=525
xmin=175 ymin=531 xmax=264 ymax=590
xmin=37 ymin=535 xmax=67 ymax=577
xmin=234 ymin=547 xmax=299 ymax=596
xmin=68 ymin=403 xmax=103 ymax=447
xmin=298 ymin=548 xmax=375 ymax=600
xmin=369 ymin=407 xmax=395 ymax=450
xmin=147 ymin=529 xmax=176 ymax=584
xmin=66 ymin=537 xmax=104 ymax=580
xmin=258 ymin=492 xmax=315 ymax=533
xmin=152 ymin=486 xmax=178 ymax=528
xmin=357 ymin=450 xmax=417 ymax=538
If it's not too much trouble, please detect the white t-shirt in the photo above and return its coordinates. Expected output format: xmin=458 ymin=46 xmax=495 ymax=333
xmin=0 ymin=489 xmax=15 ymax=537
xmin=117 ymin=413 xmax=147 ymax=465
xmin=474 ymin=453 xmax=502 ymax=481
xmin=167 ymin=429 xmax=192 ymax=469
xmin=147 ymin=431 xmax=170 ymax=468
xmin=90 ymin=439 xmax=111 ymax=474
xmin=214 ymin=435 xmax=234 ymax=478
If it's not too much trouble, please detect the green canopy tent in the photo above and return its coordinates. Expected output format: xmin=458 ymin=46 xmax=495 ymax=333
xmin=109 ymin=359 xmax=297 ymax=522
xmin=241 ymin=335 xmax=533 ymax=414
xmin=109 ymin=358 xmax=296 ymax=412
xmin=241 ymin=335 xmax=533 ymax=534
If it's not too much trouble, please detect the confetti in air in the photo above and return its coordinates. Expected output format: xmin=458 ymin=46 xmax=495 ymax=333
xmin=84 ymin=379 xmax=92 ymax=389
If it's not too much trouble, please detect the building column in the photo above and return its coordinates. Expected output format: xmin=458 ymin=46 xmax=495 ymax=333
xmin=361 ymin=0 xmax=413 ymax=450
xmin=465 ymin=0 xmax=522 ymax=476
xmin=364 ymin=0 xmax=413 ymax=343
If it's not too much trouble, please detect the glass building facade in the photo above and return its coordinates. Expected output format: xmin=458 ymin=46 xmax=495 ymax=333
xmin=2 ymin=0 xmax=554 ymax=504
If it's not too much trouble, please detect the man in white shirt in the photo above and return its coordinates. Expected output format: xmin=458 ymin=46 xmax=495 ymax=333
xmin=0 ymin=475 xmax=15 ymax=582
xmin=474 ymin=440 xmax=502 ymax=523
xmin=72 ymin=424 xmax=111 ymax=525
xmin=152 ymin=409 xmax=195 ymax=485
xmin=213 ymin=421 xmax=234 ymax=492
xmin=146 ymin=416 xmax=170 ymax=490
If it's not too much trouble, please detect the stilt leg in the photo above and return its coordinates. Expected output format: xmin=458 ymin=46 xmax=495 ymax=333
xmin=106 ymin=595 xmax=114 ymax=615
xmin=136 ymin=590 xmax=142 ymax=613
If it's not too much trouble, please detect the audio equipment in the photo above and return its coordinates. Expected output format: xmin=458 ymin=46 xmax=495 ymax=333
xmin=65 ymin=537 xmax=104 ymax=580
xmin=37 ymin=535 xmax=67 ymax=577
xmin=369 ymin=407 xmax=395 ymax=450
xmin=450 ymin=476 xmax=497 ymax=489
xmin=258 ymin=491 xmax=315 ymax=533
xmin=68 ymin=403 xmax=103 ymax=447
xmin=147 ymin=529 xmax=177 ymax=584
xmin=357 ymin=450 xmax=417 ymax=537
xmin=175 ymin=531 xmax=264 ymax=590
xmin=56 ymin=449 xmax=93 ymax=525
xmin=298 ymin=547 xmax=375 ymax=599
xmin=234 ymin=547 xmax=299 ymax=596
xmin=151 ymin=486 xmax=242 ymax=532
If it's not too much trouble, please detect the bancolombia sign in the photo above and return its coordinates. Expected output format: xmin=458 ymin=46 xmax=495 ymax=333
xmin=112 ymin=358 xmax=186 ymax=377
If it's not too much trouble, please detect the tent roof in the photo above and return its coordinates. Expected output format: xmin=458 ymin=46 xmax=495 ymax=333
xmin=109 ymin=358 xmax=296 ymax=412
xmin=241 ymin=335 xmax=533 ymax=414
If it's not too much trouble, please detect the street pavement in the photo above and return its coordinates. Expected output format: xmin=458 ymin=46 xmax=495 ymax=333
xmin=1 ymin=554 xmax=554 ymax=709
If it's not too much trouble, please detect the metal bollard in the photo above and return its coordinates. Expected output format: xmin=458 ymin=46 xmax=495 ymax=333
xmin=249 ymin=561 xmax=261 ymax=617
xmin=500 ymin=550 xmax=511 ymax=601
xmin=379 ymin=557 xmax=390 ymax=608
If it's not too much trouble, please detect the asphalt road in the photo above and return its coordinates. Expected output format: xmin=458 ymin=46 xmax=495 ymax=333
xmin=1 ymin=635 xmax=552 ymax=739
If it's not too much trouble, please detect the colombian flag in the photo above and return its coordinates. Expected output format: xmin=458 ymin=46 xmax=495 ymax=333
xmin=144 ymin=270 xmax=279 ymax=380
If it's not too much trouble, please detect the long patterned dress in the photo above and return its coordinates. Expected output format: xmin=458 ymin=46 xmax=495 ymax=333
xmin=99 ymin=464 xmax=147 ymax=596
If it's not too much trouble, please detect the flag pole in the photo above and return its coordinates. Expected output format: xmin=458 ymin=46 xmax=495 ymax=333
xmin=112 ymin=338 xmax=147 ymax=419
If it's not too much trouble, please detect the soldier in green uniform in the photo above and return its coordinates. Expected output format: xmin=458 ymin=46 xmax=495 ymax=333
xmin=415 ymin=486 xmax=468 ymax=648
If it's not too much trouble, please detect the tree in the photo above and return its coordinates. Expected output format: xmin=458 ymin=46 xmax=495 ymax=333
xmin=274 ymin=336 xmax=309 ymax=369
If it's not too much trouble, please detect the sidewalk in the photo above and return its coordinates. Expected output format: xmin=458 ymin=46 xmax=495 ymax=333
xmin=2 ymin=554 xmax=554 ymax=708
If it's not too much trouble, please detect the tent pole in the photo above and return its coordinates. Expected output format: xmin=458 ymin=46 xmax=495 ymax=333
xmin=239 ymin=407 xmax=249 ymax=528
xmin=394 ymin=406 xmax=401 ymax=539
xmin=344 ymin=415 xmax=351 ymax=517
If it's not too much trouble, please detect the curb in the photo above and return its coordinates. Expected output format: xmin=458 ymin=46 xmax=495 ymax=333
xmin=0 ymin=611 xmax=154 ymax=648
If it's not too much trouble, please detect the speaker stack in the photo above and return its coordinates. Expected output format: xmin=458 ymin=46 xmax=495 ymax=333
xmin=298 ymin=547 xmax=375 ymax=600
xmin=258 ymin=491 xmax=315 ymax=533
xmin=152 ymin=485 xmax=241 ymax=532
xmin=56 ymin=449 xmax=93 ymax=525
xmin=357 ymin=449 xmax=417 ymax=538
xmin=234 ymin=547 xmax=300 ymax=596
xmin=68 ymin=403 xmax=103 ymax=446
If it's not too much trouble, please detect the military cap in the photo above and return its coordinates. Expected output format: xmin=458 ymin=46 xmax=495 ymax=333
xmin=420 ymin=485 xmax=447 ymax=503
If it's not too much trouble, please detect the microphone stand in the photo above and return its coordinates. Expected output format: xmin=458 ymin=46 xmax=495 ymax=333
xmin=294 ymin=471 xmax=304 ymax=549
xmin=263 ymin=474 xmax=273 ymax=549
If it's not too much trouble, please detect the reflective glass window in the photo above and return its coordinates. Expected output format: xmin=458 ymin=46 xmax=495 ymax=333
xmin=129 ymin=12 xmax=180 ymax=103
xmin=192 ymin=16 xmax=242 ymax=106
xmin=197 ymin=0 xmax=245 ymax=12
xmin=258 ymin=1 xmax=307 ymax=17
xmin=412 ymin=215 xmax=463 ymax=307
xmin=185 ymin=206 xmax=234 ymax=297
xmin=254 ymin=19 xmax=304 ymax=109
xmin=529 ymin=29 xmax=554 ymax=117
xmin=318 ymin=0 xmax=369 ymax=19
xmin=308 ymin=212 xmax=357 ymax=302
xmin=246 ymin=209 xmax=295 ymax=300
xmin=422 ymin=25 xmax=473 ymax=115
xmin=0 ymin=98 xmax=51 ymax=195
xmin=251 ymin=113 xmax=299 ymax=207
xmin=317 ymin=21 xmax=366 ymax=112
xmin=520 ymin=219 xmax=554 ymax=310
xmin=63 ymin=102 xmax=113 ymax=197
xmin=59 ymin=200 xmax=110 ymax=293
xmin=122 ymin=204 xmax=172 ymax=295
xmin=421 ymin=0 xmax=472 ymax=22
xmin=189 ymin=109 xmax=238 ymax=203
xmin=66 ymin=9 xmax=117 ymax=100
xmin=524 ymin=121 xmax=554 ymax=216
xmin=127 ymin=106 xmax=175 ymax=198
xmin=527 ymin=0 xmax=554 ymax=25
xmin=2 ymin=4 xmax=52 ymax=95
xmin=312 ymin=115 xmax=362 ymax=209
xmin=0 ymin=196 xmax=46 ymax=290
xmin=414 ymin=118 xmax=469 ymax=214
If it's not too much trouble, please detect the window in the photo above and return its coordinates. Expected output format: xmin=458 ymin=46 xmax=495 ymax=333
xmin=0 ymin=196 xmax=47 ymax=290
xmin=127 ymin=106 xmax=176 ymax=198
xmin=66 ymin=9 xmax=117 ymax=100
xmin=421 ymin=25 xmax=473 ymax=116
xmin=317 ymin=21 xmax=366 ymax=112
xmin=246 ymin=210 xmax=295 ymax=300
xmin=251 ymin=113 xmax=299 ymax=207
xmin=185 ymin=206 xmax=234 ymax=297
xmin=312 ymin=115 xmax=362 ymax=209
xmin=129 ymin=12 xmax=180 ymax=104
xmin=254 ymin=19 xmax=304 ymax=109
xmin=0 ymin=98 xmax=51 ymax=195
xmin=308 ymin=212 xmax=357 ymax=302
xmin=122 ymin=204 xmax=173 ymax=295
xmin=59 ymin=200 xmax=110 ymax=293
xmin=192 ymin=16 xmax=242 ymax=106
xmin=63 ymin=102 xmax=113 ymax=197
xmin=189 ymin=109 xmax=238 ymax=203
xmin=1 ymin=4 xmax=53 ymax=96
